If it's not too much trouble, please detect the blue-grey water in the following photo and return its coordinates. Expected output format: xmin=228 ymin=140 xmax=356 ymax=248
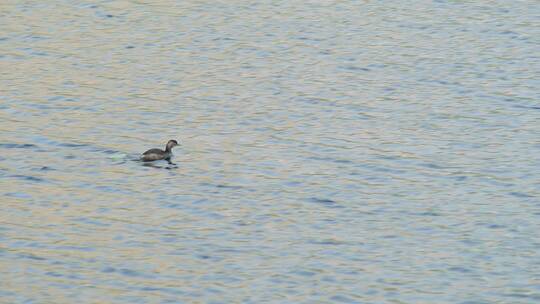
xmin=1 ymin=1 xmax=539 ymax=303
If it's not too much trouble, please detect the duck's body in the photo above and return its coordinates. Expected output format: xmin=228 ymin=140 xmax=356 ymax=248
xmin=141 ymin=148 xmax=172 ymax=161
xmin=140 ymin=140 xmax=179 ymax=162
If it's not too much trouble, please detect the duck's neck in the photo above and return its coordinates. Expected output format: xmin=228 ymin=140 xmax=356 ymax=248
xmin=165 ymin=145 xmax=173 ymax=153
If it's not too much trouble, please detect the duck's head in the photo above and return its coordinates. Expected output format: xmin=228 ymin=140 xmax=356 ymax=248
xmin=166 ymin=139 xmax=179 ymax=150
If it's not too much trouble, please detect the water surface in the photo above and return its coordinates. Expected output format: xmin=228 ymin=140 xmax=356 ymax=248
xmin=1 ymin=1 xmax=539 ymax=303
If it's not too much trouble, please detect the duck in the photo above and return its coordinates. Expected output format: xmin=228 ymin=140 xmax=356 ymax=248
xmin=140 ymin=139 xmax=179 ymax=162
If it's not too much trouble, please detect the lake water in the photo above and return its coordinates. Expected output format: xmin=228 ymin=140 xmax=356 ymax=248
xmin=1 ymin=1 xmax=539 ymax=303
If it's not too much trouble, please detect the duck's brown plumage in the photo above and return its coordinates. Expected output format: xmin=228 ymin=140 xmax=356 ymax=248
xmin=140 ymin=140 xmax=179 ymax=162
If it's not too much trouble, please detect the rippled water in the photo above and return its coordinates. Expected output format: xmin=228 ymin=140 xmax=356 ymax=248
xmin=1 ymin=1 xmax=539 ymax=303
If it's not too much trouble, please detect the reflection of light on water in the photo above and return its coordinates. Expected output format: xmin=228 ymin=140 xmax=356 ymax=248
xmin=109 ymin=153 xmax=127 ymax=161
